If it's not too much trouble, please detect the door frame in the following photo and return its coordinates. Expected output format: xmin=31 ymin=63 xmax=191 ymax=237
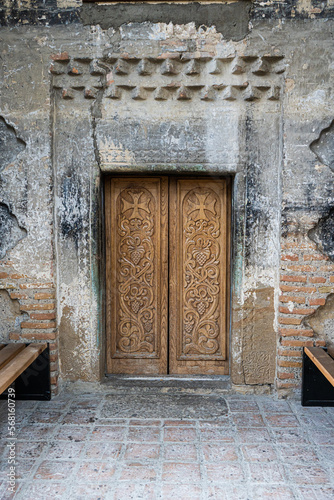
xmin=103 ymin=173 xmax=232 ymax=376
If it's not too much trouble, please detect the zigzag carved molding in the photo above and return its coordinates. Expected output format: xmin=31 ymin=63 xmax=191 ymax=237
xmin=50 ymin=52 xmax=285 ymax=102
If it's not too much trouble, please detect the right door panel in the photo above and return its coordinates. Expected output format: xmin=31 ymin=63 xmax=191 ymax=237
xmin=169 ymin=178 xmax=229 ymax=375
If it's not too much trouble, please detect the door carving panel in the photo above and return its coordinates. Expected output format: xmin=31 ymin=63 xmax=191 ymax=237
xmin=105 ymin=176 xmax=229 ymax=375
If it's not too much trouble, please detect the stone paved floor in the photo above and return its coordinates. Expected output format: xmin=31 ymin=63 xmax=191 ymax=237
xmin=0 ymin=386 xmax=334 ymax=500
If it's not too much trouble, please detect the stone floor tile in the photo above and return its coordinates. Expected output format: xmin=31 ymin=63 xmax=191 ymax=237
xmin=130 ymin=419 xmax=161 ymax=426
xmin=297 ymin=485 xmax=334 ymax=500
xmin=278 ymin=443 xmax=320 ymax=464
xmin=199 ymin=427 xmax=235 ymax=442
xmin=207 ymin=484 xmax=251 ymax=500
xmin=247 ymin=462 xmax=286 ymax=483
xmin=0 ymin=480 xmax=17 ymax=500
xmin=232 ymin=413 xmax=265 ymax=428
xmin=62 ymin=409 xmax=97 ymax=424
xmin=128 ymin=426 xmax=161 ymax=442
xmin=228 ymin=400 xmax=260 ymax=412
xmin=316 ymin=445 xmax=334 ymax=463
xmin=264 ymin=414 xmax=299 ymax=427
xmin=199 ymin=418 xmax=230 ymax=427
xmin=270 ymin=427 xmax=310 ymax=444
xmin=46 ymin=440 xmax=85 ymax=459
xmin=163 ymin=420 xmax=196 ymax=426
xmin=16 ymin=424 xmax=54 ymax=441
xmin=310 ymin=428 xmax=334 ymax=445
xmin=91 ymin=425 xmax=126 ymax=441
xmin=95 ymin=418 xmax=127 ymax=426
xmin=77 ymin=461 xmax=116 ymax=481
xmin=34 ymin=460 xmax=76 ymax=480
xmin=15 ymin=441 xmax=47 ymax=459
xmin=119 ymin=462 xmax=157 ymax=481
xmin=113 ymin=482 xmax=156 ymax=500
xmin=124 ymin=443 xmax=160 ymax=460
xmin=84 ymin=441 xmax=122 ymax=460
xmin=163 ymin=426 xmax=197 ymax=442
xmin=16 ymin=480 xmax=68 ymax=499
xmin=14 ymin=459 xmax=37 ymax=479
xmin=70 ymin=483 xmax=111 ymax=500
xmin=286 ymin=464 xmax=332 ymax=484
xmin=164 ymin=443 xmax=198 ymax=462
xmin=55 ymin=424 xmax=91 ymax=441
xmin=298 ymin=413 xmax=333 ymax=428
xmin=251 ymin=485 xmax=295 ymax=499
xmin=257 ymin=399 xmax=293 ymax=414
xmin=202 ymin=443 xmax=238 ymax=462
xmin=162 ymin=462 xmax=201 ymax=483
xmin=205 ymin=462 xmax=245 ymax=483
xmin=241 ymin=444 xmax=278 ymax=463
xmin=161 ymin=483 xmax=202 ymax=500
xmin=236 ymin=428 xmax=271 ymax=444
xmin=27 ymin=410 xmax=62 ymax=424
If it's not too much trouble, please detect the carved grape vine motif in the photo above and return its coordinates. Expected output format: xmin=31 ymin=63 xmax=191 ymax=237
xmin=182 ymin=188 xmax=221 ymax=356
xmin=116 ymin=188 xmax=156 ymax=355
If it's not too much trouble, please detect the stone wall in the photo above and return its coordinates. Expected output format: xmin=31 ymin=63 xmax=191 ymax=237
xmin=0 ymin=0 xmax=333 ymax=395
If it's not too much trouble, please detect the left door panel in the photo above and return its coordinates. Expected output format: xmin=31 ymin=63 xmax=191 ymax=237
xmin=105 ymin=177 xmax=168 ymax=374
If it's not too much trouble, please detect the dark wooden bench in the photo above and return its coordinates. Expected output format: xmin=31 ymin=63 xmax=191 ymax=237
xmin=0 ymin=343 xmax=51 ymax=400
xmin=302 ymin=346 xmax=334 ymax=406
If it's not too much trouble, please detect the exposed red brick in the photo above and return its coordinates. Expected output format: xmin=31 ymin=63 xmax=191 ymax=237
xmin=286 ymin=265 xmax=316 ymax=273
xmin=279 ymin=296 xmax=305 ymax=304
xmin=279 ymin=317 xmax=303 ymax=325
xmin=309 ymin=277 xmax=326 ymax=283
xmin=50 ymin=375 xmax=58 ymax=385
xmin=330 ymin=276 xmax=334 ymax=283
xmin=10 ymin=273 xmax=25 ymax=279
xmin=303 ymin=254 xmax=328 ymax=261
xmin=20 ymin=283 xmax=54 ymax=290
xmin=30 ymin=312 xmax=56 ymax=320
xmin=20 ymin=322 xmax=56 ymax=329
xmin=279 ymin=328 xmax=314 ymax=337
xmin=281 ymin=340 xmax=313 ymax=347
xmin=280 ymin=275 xmax=307 ymax=283
xmin=10 ymin=292 xmax=28 ymax=300
xmin=51 ymin=52 xmax=69 ymax=61
xmin=9 ymin=332 xmax=20 ymax=340
xmin=279 ymin=307 xmax=315 ymax=315
xmin=20 ymin=303 xmax=55 ymax=311
xmin=309 ymin=298 xmax=326 ymax=306
xmin=281 ymin=255 xmax=299 ymax=261
xmin=0 ymin=272 xmax=9 ymax=279
xmin=315 ymin=340 xmax=326 ymax=347
xmin=278 ymin=359 xmax=302 ymax=368
xmin=277 ymin=372 xmax=295 ymax=379
xmin=276 ymin=381 xmax=298 ymax=389
xmin=17 ymin=332 xmax=56 ymax=340
xmin=278 ymin=349 xmax=302 ymax=357
xmin=280 ymin=285 xmax=317 ymax=293
xmin=49 ymin=353 xmax=58 ymax=362
xmin=34 ymin=292 xmax=55 ymax=300
xmin=319 ymin=265 xmax=334 ymax=272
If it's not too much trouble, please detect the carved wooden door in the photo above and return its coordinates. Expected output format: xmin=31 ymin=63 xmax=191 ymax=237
xmin=105 ymin=176 xmax=229 ymax=375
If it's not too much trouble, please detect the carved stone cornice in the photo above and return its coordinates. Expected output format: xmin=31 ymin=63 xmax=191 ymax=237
xmin=50 ymin=52 xmax=285 ymax=102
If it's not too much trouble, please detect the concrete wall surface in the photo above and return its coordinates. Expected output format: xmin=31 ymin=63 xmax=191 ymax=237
xmin=0 ymin=0 xmax=333 ymax=395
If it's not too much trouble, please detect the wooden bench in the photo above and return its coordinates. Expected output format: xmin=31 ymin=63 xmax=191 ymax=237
xmin=0 ymin=343 xmax=51 ymax=400
xmin=302 ymin=346 xmax=334 ymax=406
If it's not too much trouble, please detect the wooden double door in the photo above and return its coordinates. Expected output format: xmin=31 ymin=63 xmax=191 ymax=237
xmin=105 ymin=176 xmax=230 ymax=375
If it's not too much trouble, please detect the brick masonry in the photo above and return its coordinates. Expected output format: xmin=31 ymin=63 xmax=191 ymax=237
xmin=0 ymin=259 xmax=59 ymax=394
xmin=278 ymin=228 xmax=334 ymax=390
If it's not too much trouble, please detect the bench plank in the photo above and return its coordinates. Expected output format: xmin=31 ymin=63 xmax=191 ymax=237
xmin=304 ymin=347 xmax=334 ymax=388
xmin=327 ymin=347 xmax=334 ymax=360
xmin=0 ymin=343 xmax=47 ymax=394
xmin=0 ymin=344 xmax=26 ymax=370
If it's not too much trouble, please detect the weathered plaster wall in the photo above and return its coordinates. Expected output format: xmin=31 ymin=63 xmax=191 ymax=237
xmin=0 ymin=0 xmax=333 ymax=394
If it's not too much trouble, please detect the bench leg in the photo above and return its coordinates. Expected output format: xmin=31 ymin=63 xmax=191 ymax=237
xmin=302 ymin=348 xmax=334 ymax=406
